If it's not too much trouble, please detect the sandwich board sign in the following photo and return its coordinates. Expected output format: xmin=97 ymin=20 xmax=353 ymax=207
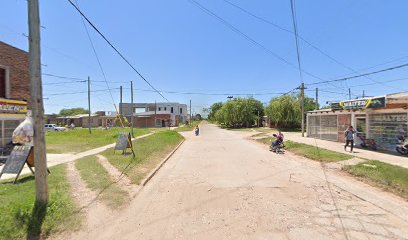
xmin=114 ymin=132 xmax=135 ymax=157
xmin=0 ymin=146 xmax=34 ymax=183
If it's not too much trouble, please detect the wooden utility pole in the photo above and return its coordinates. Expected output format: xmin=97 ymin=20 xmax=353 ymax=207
xmin=119 ymin=85 xmax=123 ymax=116
xmin=190 ymin=100 xmax=192 ymax=126
xmin=299 ymin=83 xmax=305 ymax=137
xmin=362 ymin=90 xmax=365 ymax=98
xmin=88 ymin=76 xmax=91 ymax=134
xmin=154 ymin=100 xmax=157 ymax=126
xmin=315 ymin=87 xmax=319 ymax=110
xmin=257 ymin=110 xmax=260 ymax=127
xmin=130 ymin=81 xmax=134 ymax=137
xmin=348 ymin=88 xmax=351 ymax=100
xmin=28 ymin=0 xmax=48 ymax=203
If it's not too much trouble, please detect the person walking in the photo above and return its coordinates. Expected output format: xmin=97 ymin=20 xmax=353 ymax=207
xmin=344 ymin=126 xmax=356 ymax=152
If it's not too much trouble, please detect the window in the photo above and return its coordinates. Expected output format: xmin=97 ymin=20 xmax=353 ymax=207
xmin=158 ymin=107 xmax=161 ymax=111
xmin=0 ymin=68 xmax=6 ymax=98
xmin=164 ymin=107 xmax=167 ymax=111
xmin=155 ymin=119 xmax=161 ymax=126
xmin=180 ymin=108 xmax=182 ymax=114
xmin=171 ymin=107 xmax=174 ymax=113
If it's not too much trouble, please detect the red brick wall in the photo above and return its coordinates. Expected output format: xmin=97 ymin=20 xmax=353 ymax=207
xmin=0 ymin=41 xmax=30 ymax=104
xmin=132 ymin=114 xmax=172 ymax=128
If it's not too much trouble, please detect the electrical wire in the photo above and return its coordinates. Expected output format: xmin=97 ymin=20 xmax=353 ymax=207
xmin=305 ymin=63 xmax=408 ymax=86
xmin=188 ymin=0 xmax=325 ymax=82
xmin=67 ymin=0 xmax=169 ymax=102
xmin=289 ymin=0 xmax=303 ymax=84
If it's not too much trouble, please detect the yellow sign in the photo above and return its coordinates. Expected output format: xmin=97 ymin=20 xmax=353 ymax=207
xmin=0 ymin=99 xmax=27 ymax=114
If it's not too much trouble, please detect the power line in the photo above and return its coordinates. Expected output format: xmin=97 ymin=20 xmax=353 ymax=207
xmin=188 ymin=0 xmax=325 ymax=82
xmin=305 ymin=63 xmax=408 ymax=86
xmin=67 ymin=0 xmax=169 ymax=102
xmin=289 ymin=0 xmax=303 ymax=84
xmin=43 ymin=80 xmax=87 ymax=85
xmin=220 ymin=0 xmax=403 ymax=91
xmin=73 ymin=0 xmax=117 ymax=107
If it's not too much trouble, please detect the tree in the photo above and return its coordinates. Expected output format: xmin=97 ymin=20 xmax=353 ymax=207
xmin=194 ymin=113 xmax=202 ymax=120
xmin=208 ymin=102 xmax=223 ymax=121
xmin=58 ymin=107 xmax=89 ymax=117
xmin=214 ymin=97 xmax=262 ymax=128
xmin=265 ymin=94 xmax=315 ymax=129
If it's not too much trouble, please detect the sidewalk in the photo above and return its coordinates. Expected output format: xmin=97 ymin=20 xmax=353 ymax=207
xmin=282 ymin=132 xmax=408 ymax=169
xmin=0 ymin=132 xmax=154 ymax=180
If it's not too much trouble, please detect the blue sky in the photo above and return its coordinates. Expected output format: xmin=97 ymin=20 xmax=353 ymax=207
xmin=1 ymin=0 xmax=408 ymax=114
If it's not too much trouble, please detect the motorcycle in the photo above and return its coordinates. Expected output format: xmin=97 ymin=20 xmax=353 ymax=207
xmin=270 ymin=134 xmax=285 ymax=154
xmin=396 ymin=136 xmax=408 ymax=155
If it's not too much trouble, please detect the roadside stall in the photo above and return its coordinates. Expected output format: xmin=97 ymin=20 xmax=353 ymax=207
xmin=307 ymin=92 xmax=408 ymax=152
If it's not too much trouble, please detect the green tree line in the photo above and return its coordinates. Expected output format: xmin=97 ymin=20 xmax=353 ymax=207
xmin=208 ymin=94 xmax=316 ymax=129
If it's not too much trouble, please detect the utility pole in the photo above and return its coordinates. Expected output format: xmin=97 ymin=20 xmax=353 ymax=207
xmin=257 ymin=110 xmax=260 ymax=127
xmin=299 ymin=83 xmax=305 ymax=137
xmin=119 ymin=85 xmax=123 ymax=116
xmin=315 ymin=87 xmax=319 ymax=110
xmin=154 ymin=100 xmax=157 ymax=127
xmin=362 ymin=90 xmax=365 ymax=98
xmin=130 ymin=81 xmax=134 ymax=137
xmin=28 ymin=0 xmax=48 ymax=203
xmin=190 ymin=100 xmax=192 ymax=126
xmin=348 ymin=88 xmax=351 ymax=100
xmin=88 ymin=76 xmax=91 ymax=134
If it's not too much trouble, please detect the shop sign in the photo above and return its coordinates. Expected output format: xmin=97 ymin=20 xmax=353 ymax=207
xmin=0 ymin=99 xmax=27 ymax=114
xmin=331 ymin=97 xmax=385 ymax=111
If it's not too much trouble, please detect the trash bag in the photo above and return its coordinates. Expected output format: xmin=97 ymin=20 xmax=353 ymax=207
xmin=12 ymin=111 xmax=34 ymax=146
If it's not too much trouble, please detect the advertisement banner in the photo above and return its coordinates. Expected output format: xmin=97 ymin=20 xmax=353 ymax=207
xmin=330 ymin=97 xmax=385 ymax=111
xmin=0 ymin=99 xmax=27 ymax=114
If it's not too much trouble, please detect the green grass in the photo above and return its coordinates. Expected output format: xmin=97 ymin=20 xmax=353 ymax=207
xmin=344 ymin=161 xmax=408 ymax=199
xmin=46 ymin=127 xmax=151 ymax=154
xmin=175 ymin=121 xmax=202 ymax=132
xmin=102 ymin=130 xmax=184 ymax=184
xmin=0 ymin=165 xmax=79 ymax=240
xmin=75 ymin=155 xmax=129 ymax=208
xmin=257 ymin=138 xmax=352 ymax=162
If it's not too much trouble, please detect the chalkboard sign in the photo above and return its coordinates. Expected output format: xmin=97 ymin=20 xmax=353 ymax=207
xmin=0 ymin=146 xmax=33 ymax=183
xmin=114 ymin=132 xmax=135 ymax=157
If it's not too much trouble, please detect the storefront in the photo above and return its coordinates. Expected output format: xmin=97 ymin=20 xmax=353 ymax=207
xmin=306 ymin=92 xmax=408 ymax=152
xmin=0 ymin=99 xmax=27 ymax=149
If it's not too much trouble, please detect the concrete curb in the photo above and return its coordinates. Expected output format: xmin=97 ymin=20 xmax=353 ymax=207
xmin=140 ymin=138 xmax=185 ymax=187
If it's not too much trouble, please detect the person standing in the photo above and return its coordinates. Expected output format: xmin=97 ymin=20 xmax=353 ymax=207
xmin=344 ymin=126 xmax=356 ymax=152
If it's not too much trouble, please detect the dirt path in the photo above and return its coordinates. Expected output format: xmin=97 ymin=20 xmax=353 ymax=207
xmin=96 ymin=154 xmax=140 ymax=197
xmin=51 ymin=162 xmax=114 ymax=240
xmin=66 ymin=122 xmax=408 ymax=240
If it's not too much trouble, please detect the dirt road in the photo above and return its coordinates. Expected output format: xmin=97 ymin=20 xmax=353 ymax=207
xmin=71 ymin=122 xmax=408 ymax=240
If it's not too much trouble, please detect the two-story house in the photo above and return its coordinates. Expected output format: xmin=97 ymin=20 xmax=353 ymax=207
xmin=120 ymin=102 xmax=188 ymax=128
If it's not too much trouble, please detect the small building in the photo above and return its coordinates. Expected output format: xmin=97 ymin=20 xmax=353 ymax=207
xmin=306 ymin=92 xmax=408 ymax=152
xmin=120 ymin=102 xmax=188 ymax=128
xmin=0 ymin=41 xmax=30 ymax=150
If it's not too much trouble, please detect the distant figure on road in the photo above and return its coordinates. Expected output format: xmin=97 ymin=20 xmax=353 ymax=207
xmin=70 ymin=122 xmax=75 ymax=130
xmin=195 ymin=126 xmax=200 ymax=136
xmin=344 ymin=126 xmax=356 ymax=152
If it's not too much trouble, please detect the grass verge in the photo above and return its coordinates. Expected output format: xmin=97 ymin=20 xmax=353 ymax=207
xmin=344 ymin=160 xmax=408 ymax=199
xmin=0 ymin=165 xmax=79 ymax=240
xmin=257 ymin=138 xmax=352 ymax=162
xmin=175 ymin=121 xmax=202 ymax=132
xmin=46 ymin=127 xmax=151 ymax=154
xmin=103 ymin=130 xmax=184 ymax=184
xmin=75 ymin=155 xmax=129 ymax=208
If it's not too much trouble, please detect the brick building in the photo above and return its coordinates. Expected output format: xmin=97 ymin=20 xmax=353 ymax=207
xmin=307 ymin=92 xmax=408 ymax=152
xmin=0 ymin=41 xmax=30 ymax=152
xmin=0 ymin=41 xmax=30 ymax=104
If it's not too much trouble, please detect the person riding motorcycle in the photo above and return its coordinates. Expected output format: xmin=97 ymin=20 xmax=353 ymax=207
xmin=271 ymin=131 xmax=284 ymax=152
